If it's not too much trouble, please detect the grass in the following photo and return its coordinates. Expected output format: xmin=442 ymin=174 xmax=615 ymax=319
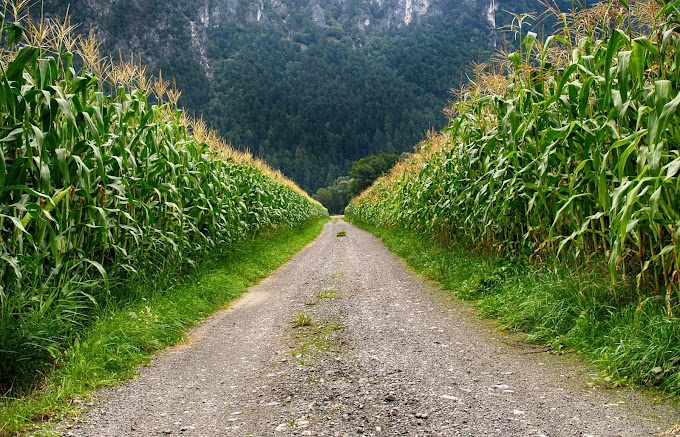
xmin=336 ymin=230 xmax=347 ymax=237
xmin=291 ymin=319 xmax=342 ymax=364
xmin=316 ymin=290 xmax=339 ymax=299
xmin=0 ymin=218 xmax=327 ymax=436
xmin=352 ymin=220 xmax=680 ymax=396
xmin=293 ymin=313 xmax=314 ymax=328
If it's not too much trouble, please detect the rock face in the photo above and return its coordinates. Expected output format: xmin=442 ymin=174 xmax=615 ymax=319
xmin=192 ymin=0 xmax=444 ymax=30
xmin=38 ymin=0 xmax=493 ymax=75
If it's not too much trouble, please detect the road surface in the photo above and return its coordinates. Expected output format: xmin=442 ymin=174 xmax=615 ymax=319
xmin=62 ymin=220 xmax=680 ymax=436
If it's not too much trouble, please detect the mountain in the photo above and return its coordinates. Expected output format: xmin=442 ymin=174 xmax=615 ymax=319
xmin=35 ymin=0 xmax=553 ymax=193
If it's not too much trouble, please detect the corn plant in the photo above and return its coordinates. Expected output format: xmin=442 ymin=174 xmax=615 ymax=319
xmin=347 ymin=0 xmax=679 ymax=314
xmin=0 ymin=2 xmax=326 ymax=393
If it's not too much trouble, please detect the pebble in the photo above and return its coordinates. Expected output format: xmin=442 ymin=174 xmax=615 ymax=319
xmin=384 ymin=394 xmax=397 ymax=402
xmin=296 ymin=418 xmax=310 ymax=427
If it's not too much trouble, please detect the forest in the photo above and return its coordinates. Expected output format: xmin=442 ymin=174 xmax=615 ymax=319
xmin=29 ymin=0 xmax=570 ymax=195
xmin=203 ymin=17 xmax=491 ymax=192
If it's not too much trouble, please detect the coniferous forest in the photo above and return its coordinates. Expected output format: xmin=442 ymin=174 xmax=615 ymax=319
xmin=31 ymin=0 xmax=565 ymax=197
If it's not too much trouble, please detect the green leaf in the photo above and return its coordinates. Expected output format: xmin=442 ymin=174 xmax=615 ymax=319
xmin=0 ymin=254 xmax=22 ymax=280
xmin=5 ymin=45 xmax=37 ymax=81
xmin=6 ymin=21 xmax=23 ymax=46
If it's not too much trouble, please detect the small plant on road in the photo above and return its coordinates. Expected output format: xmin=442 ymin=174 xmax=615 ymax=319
xmin=336 ymin=230 xmax=347 ymax=237
xmin=294 ymin=313 xmax=313 ymax=327
xmin=316 ymin=290 xmax=338 ymax=299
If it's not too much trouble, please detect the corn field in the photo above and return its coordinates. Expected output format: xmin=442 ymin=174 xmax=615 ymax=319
xmin=0 ymin=2 xmax=326 ymax=392
xmin=347 ymin=0 xmax=679 ymax=313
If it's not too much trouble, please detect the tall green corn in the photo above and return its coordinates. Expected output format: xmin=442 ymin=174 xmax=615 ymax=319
xmin=0 ymin=3 xmax=326 ymax=392
xmin=348 ymin=0 xmax=679 ymax=313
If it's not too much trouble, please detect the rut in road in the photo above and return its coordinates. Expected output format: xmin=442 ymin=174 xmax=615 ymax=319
xmin=64 ymin=220 xmax=679 ymax=436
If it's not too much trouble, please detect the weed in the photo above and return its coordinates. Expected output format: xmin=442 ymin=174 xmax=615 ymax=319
xmin=291 ymin=319 xmax=342 ymax=361
xmin=316 ymin=290 xmax=338 ymax=299
xmin=336 ymin=230 xmax=347 ymax=237
xmin=293 ymin=313 xmax=313 ymax=328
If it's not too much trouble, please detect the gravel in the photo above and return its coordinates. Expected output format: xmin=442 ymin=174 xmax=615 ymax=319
xmin=61 ymin=220 xmax=680 ymax=436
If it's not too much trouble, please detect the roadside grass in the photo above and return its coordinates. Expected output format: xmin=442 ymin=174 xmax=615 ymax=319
xmin=0 ymin=219 xmax=327 ymax=436
xmin=352 ymin=221 xmax=680 ymax=397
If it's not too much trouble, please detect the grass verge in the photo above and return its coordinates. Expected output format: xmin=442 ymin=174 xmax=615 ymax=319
xmin=351 ymin=221 xmax=680 ymax=397
xmin=0 ymin=218 xmax=327 ymax=436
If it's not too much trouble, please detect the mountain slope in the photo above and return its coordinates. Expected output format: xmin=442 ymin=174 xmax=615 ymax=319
xmin=35 ymin=0 xmax=552 ymax=192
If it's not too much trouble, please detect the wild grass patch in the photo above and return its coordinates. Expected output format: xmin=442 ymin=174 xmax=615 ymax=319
xmin=316 ymin=290 xmax=339 ymax=299
xmin=292 ymin=319 xmax=342 ymax=363
xmin=293 ymin=313 xmax=314 ymax=328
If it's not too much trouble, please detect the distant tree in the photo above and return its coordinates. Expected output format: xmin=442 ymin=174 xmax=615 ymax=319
xmin=313 ymin=176 xmax=354 ymax=215
xmin=349 ymin=152 xmax=401 ymax=196
xmin=313 ymin=152 xmax=402 ymax=214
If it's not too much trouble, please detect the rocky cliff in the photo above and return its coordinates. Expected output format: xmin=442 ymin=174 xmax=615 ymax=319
xmin=38 ymin=0 xmax=495 ymax=77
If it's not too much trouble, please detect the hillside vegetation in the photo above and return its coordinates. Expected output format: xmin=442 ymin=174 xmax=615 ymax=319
xmin=347 ymin=0 xmax=680 ymax=392
xmin=33 ymin=0 xmax=502 ymax=193
xmin=0 ymin=1 xmax=326 ymax=394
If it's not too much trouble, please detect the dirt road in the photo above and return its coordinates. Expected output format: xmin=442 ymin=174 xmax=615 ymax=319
xmin=64 ymin=220 xmax=679 ymax=436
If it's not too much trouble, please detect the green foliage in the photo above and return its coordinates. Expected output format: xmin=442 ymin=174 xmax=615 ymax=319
xmin=0 ymin=5 xmax=326 ymax=394
xmin=314 ymin=176 xmax=353 ymax=215
xmin=347 ymin=2 xmax=680 ymax=390
xmin=314 ymin=153 xmax=401 ymax=214
xmin=356 ymin=221 xmax=680 ymax=394
xmin=205 ymin=26 xmax=452 ymax=192
xmin=349 ymin=152 xmax=401 ymax=196
xmin=0 ymin=218 xmax=326 ymax=435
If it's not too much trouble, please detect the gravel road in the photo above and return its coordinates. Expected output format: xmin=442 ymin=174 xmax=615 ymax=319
xmin=63 ymin=219 xmax=680 ymax=436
